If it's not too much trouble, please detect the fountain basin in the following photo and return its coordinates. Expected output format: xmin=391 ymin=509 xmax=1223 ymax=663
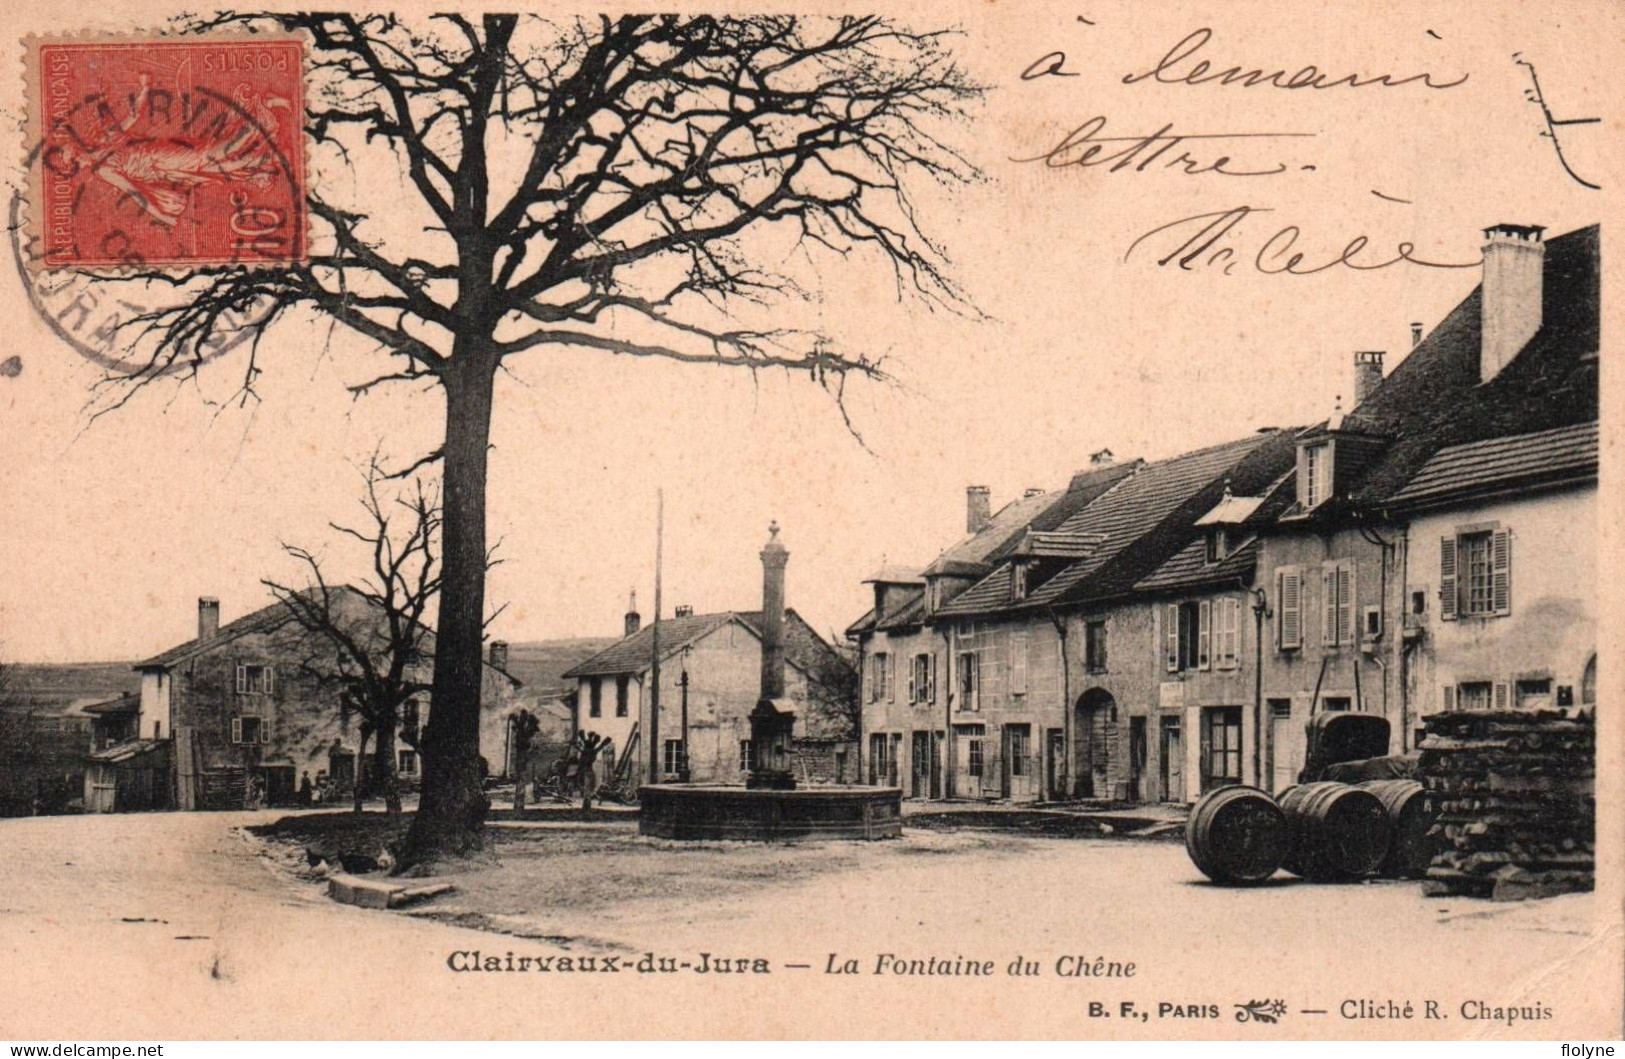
xmin=639 ymin=784 xmax=903 ymax=841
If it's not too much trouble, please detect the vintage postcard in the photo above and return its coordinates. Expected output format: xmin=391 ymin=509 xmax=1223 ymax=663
xmin=0 ymin=0 xmax=1619 ymax=1043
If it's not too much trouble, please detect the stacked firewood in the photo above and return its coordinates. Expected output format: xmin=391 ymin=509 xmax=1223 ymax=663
xmin=1419 ymin=710 xmax=1594 ymax=901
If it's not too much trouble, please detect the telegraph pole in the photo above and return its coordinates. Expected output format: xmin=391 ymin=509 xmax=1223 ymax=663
xmin=648 ymin=489 xmax=664 ymax=785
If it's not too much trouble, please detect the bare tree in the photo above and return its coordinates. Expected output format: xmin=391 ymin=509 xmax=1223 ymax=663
xmin=82 ymin=14 xmax=982 ymax=861
xmin=264 ymin=463 xmax=446 ymax=821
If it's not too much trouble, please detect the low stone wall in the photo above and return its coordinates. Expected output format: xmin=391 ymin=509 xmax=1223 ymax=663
xmin=640 ymin=784 xmax=902 ymax=841
xmin=1420 ymin=710 xmax=1594 ymax=900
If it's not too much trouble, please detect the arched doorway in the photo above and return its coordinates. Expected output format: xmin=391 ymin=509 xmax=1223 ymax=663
xmin=1075 ymin=689 xmax=1115 ymax=799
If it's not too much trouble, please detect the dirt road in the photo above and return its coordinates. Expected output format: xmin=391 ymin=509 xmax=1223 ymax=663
xmin=0 ymin=810 xmax=1615 ymax=1039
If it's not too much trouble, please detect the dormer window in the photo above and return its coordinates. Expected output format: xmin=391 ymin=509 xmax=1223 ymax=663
xmin=1301 ymin=442 xmax=1330 ymax=508
xmin=1205 ymin=529 xmax=1227 ymax=564
xmin=1012 ymin=561 xmax=1030 ymax=600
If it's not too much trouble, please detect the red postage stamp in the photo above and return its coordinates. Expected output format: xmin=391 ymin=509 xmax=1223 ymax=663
xmin=27 ymin=36 xmax=308 ymax=270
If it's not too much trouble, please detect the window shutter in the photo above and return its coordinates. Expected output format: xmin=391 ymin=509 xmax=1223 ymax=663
xmin=1322 ymin=568 xmax=1339 ymax=646
xmin=863 ymin=658 xmax=873 ymax=703
xmin=906 ymin=661 xmax=916 ymax=704
xmin=231 ymin=717 xmax=242 ymax=744
xmin=1278 ymin=570 xmax=1302 ymax=649
xmin=930 ymin=654 xmax=938 ymax=703
xmin=1491 ymin=529 xmax=1511 ymax=615
xmin=1336 ymin=565 xmax=1354 ymax=645
xmin=1165 ymin=604 xmax=1179 ymax=672
xmin=888 ymin=655 xmax=896 ymax=702
xmin=1223 ymin=599 xmax=1240 ymax=667
xmin=1198 ymin=601 xmax=1212 ymax=670
xmin=235 ymin=664 xmax=246 ymax=695
xmin=261 ymin=717 xmax=272 ymax=745
xmin=1442 ymin=685 xmax=1455 ymax=712
xmin=1011 ymin=632 xmax=1028 ymax=695
xmin=1493 ymin=682 xmax=1509 ymax=711
xmin=265 ymin=667 xmax=274 ymax=694
xmin=1439 ymin=537 xmax=1458 ymax=620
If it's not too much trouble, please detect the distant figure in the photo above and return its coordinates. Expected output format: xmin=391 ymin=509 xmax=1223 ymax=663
xmin=298 ymin=771 xmax=313 ymax=808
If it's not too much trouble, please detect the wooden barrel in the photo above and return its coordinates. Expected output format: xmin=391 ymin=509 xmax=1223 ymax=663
xmin=1358 ymin=778 xmax=1433 ymax=878
xmin=1185 ymin=785 xmax=1287 ymax=885
xmin=1280 ymin=781 xmax=1390 ymax=881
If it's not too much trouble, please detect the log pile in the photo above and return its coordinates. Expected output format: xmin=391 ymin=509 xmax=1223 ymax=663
xmin=1419 ymin=710 xmax=1594 ymax=901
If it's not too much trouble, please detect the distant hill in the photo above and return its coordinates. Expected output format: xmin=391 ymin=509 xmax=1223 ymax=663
xmin=4 ymin=661 xmax=139 ymax=714
xmin=503 ymin=638 xmax=618 ymax=700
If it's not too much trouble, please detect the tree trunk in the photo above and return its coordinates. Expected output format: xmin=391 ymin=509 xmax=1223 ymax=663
xmin=399 ymin=352 xmax=497 ymax=863
xmin=378 ymin=720 xmax=402 ymax=822
xmin=353 ymin=727 xmax=369 ymax=814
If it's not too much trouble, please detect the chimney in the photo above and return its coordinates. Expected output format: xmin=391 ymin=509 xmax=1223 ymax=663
xmin=966 ymin=486 xmax=991 ymax=534
xmin=624 ymin=588 xmax=641 ymax=637
xmin=1410 ymin=321 xmax=1424 ymax=348
xmin=674 ymin=604 xmax=694 ymax=618
xmin=1480 ymin=224 xmax=1546 ymax=384
xmin=1090 ymin=448 xmax=1115 ymax=467
xmin=1023 ymin=487 xmax=1045 ymax=499
xmin=488 ymin=640 xmax=509 ymax=670
xmin=1353 ymin=351 xmax=1384 ymax=406
xmin=197 ymin=597 xmax=220 ymax=641
xmin=759 ymin=522 xmax=789 ymax=701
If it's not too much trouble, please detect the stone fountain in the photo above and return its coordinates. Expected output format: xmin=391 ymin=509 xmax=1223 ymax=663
xmin=638 ymin=524 xmax=903 ymax=841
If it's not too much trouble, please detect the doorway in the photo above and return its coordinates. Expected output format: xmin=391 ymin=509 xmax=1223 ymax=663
xmin=1128 ymin=717 xmax=1147 ymax=802
xmin=910 ymin=731 xmax=932 ymax=798
xmin=1076 ymin=689 xmax=1115 ymax=798
xmin=1045 ymin=728 xmax=1065 ymax=801
xmin=1267 ymin=699 xmax=1298 ymax=793
xmin=1159 ymin=717 xmax=1184 ymax=802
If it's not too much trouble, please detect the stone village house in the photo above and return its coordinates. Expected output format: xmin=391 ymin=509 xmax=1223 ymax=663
xmin=121 ymin=590 xmax=525 ymax=809
xmin=563 ymin=529 xmax=859 ymax=787
xmin=849 ymin=221 xmax=1599 ymax=805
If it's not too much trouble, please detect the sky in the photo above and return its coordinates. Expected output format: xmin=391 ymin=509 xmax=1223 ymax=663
xmin=0 ymin=1 xmax=1616 ymax=663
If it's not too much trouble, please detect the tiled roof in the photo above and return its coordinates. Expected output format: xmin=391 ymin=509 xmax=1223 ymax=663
xmin=983 ymin=461 xmax=1141 ymax=564
xmin=135 ymin=595 xmax=303 ymax=669
xmin=136 ymin=586 xmax=520 ymax=686
xmin=503 ymin=638 xmax=619 ymax=695
xmin=82 ymin=693 xmax=140 ymax=715
xmin=1385 ymin=421 xmax=1598 ymax=510
xmin=1352 ymin=224 xmax=1598 ymax=509
xmin=938 ymin=429 xmax=1298 ymax=617
xmin=561 ymin=608 xmax=847 ymax=685
xmin=923 ymin=488 xmax=1068 ymax=577
xmin=1134 ymin=538 xmax=1259 ymax=596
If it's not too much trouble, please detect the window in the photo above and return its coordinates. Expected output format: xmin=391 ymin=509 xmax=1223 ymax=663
xmin=1007 ymin=725 xmax=1029 ymax=776
xmin=739 ymin=739 xmax=755 ymax=773
xmin=1205 ymin=529 xmax=1227 ymax=564
xmin=869 ymin=653 xmax=891 ymax=703
xmin=1202 ymin=707 xmax=1243 ymax=788
xmin=1085 ymin=621 xmax=1108 ymax=673
xmin=1516 ymin=679 xmax=1552 ymax=710
xmin=231 ymin=715 xmax=268 ymax=744
xmin=663 ymin=739 xmax=684 ymax=775
xmin=589 ymin=678 xmax=602 ymax=718
xmin=615 ymin=675 xmax=630 ymax=717
xmin=834 ymin=751 xmax=848 ymax=783
xmin=1321 ymin=561 xmax=1355 ymax=646
xmin=1322 ymin=696 xmax=1351 ymax=712
xmin=401 ymin=700 xmax=421 ymax=728
xmin=1163 ymin=602 xmax=1208 ymax=672
xmin=956 ymin=652 xmax=979 ymax=711
xmin=1276 ymin=567 xmax=1303 ymax=650
xmin=1441 ymin=527 xmax=1510 ymax=619
xmin=1010 ymin=631 xmax=1029 ymax=696
xmin=398 ymin=749 xmax=418 ymax=775
xmin=967 ymin=736 xmax=984 ymax=778
xmin=1364 ymin=606 xmax=1383 ymax=640
xmin=909 ymin=653 xmax=935 ymax=704
xmin=235 ymin=663 xmax=274 ymax=695
xmin=1411 ymin=590 xmax=1427 ymax=617
xmin=1302 ymin=442 xmax=1329 ymax=508
xmin=1012 ymin=561 xmax=1030 ymax=600
xmin=1457 ymin=682 xmax=1492 ymax=711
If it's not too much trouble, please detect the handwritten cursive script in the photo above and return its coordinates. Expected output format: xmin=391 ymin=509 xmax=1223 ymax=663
xmin=1012 ymin=116 xmax=1313 ymax=177
xmin=1122 ymin=28 xmax=1469 ymax=91
xmin=1125 ymin=206 xmax=1480 ymax=275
